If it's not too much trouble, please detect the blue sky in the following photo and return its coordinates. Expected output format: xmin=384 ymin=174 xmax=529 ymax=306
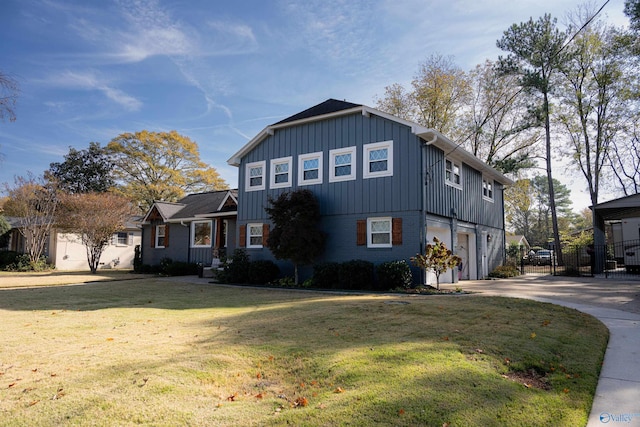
xmin=0 ymin=0 xmax=630 ymax=211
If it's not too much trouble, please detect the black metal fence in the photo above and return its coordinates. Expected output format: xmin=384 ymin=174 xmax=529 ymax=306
xmin=506 ymin=240 xmax=640 ymax=279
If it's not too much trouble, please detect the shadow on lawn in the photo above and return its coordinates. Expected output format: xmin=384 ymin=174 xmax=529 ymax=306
xmin=0 ymin=278 xmax=361 ymax=311
xmin=0 ymin=278 xmax=600 ymax=425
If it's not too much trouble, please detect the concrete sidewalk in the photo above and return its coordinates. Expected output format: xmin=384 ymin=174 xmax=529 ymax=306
xmin=445 ymin=276 xmax=640 ymax=427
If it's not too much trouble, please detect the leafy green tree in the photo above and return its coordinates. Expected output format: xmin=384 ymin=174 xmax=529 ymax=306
xmin=412 ymin=53 xmax=471 ymax=135
xmin=376 ymin=53 xmax=470 ymax=135
xmin=47 ymin=142 xmax=115 ymax=193
xmin=557 ymin=10 xmax=634 ymax=209
xmin=264 ymin=189 xmax=326 ymax=285
xmin=458 ymin=60 xmax=540 ymax=175
xmin=107 ymin=130 xmax=228 ymax=211
xmin=56 ymin=192 xmax=135 ymax=273
xmin=506 ymin=176 xmax=575 ymax=247
xmin=411 ymin=237 xmax=461 ymax=290
xmin=497 ymin=13 xmax=568 ymax=264
xmin=505 ymin=179 xmax=535 ymax=240
xmin=625 ymin=0 xmax=640 ymax=32
xmin=376 ymin=56 xmax=539 ymax=176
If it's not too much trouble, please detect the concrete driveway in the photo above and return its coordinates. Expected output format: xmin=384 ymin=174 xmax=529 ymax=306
xmin=446 ymin=274 xmax=640 ymax=314
xmin=442 ymin=275 xmax=640 ymax=427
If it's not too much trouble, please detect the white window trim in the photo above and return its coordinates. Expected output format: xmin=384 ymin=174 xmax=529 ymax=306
xmin=298 ymin=152 xmax=323 ymax=186
xmin=191 ymin=220 xmax=213 ymax=248
xmin=329 ymin=146 xmax=357 ymax=182
xmin=445 ymin=158 xmax=462 ymax=189
xmin=367 ymin=217 xmax=392 ymax=248
xmin=363 ymin=140 xmax=393 ymax=179
xmin=113 ymin=232 xmax=129 ymax=247
xmin=482 ymin=177 xmax=494 ymax=202
xmin=247 ymin=223 xmax=263 ymax=248
xmin=245 ymin=160 xmax=266 ymax=192
xmin=270 ymin=156 xmax=293 ymax=189
xmin=155 ymin=225 xmax=166 ymax=249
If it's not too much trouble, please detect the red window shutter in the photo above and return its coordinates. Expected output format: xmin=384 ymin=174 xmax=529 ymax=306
xmin=262 ymin=224 xmax=270 ymax=247
xmin=356 ymin=220 xmax=366 ymax=246
xmin=392 ymin=218 xmax=402 ymax=245
xmin=151 ymin=225 xmax=156 ymax=248
xmin=239 ymin=225 xmax=246 ymax=247
xmin=164 ymin=224 xmax=170 ymax=247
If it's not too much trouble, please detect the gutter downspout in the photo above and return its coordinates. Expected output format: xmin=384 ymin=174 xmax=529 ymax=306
xmin=420 ymin=132 xmax=438 ymax=285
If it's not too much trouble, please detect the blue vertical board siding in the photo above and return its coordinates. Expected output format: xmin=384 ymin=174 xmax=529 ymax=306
xmin=236 ymin=110 xmax=507 ymax=273
xmin=239 ymin=112 xmax=424 ymax=223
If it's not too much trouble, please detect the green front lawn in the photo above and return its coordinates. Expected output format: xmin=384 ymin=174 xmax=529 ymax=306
xmin=0 ymin=278 xmax=608 ymax=426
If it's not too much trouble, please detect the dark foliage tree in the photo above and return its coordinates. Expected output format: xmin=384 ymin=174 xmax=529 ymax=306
xmin=47 ymin=142 xmax=115 ymax=193
xmin=265 ymin=189 xmax=325 ymax=285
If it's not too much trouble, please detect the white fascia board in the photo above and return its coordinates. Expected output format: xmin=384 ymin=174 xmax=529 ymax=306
xmin=217 ymin=191 xmax=238 ymax=211
xmin=194 ymin=211 xmax=238 ymax=219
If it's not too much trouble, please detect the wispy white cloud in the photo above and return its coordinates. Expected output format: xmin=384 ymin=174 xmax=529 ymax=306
xmin=279 ymin=0 xmax=376 ymax=63
xmin=47 ymin=70 xmax=142 ymax=111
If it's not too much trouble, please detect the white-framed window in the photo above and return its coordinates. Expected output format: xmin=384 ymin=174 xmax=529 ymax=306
xmin=155 ymin=225 xmax=166 ymax=248
xmin=445 ymin=158 xmax=462 ymax=188
xmin=191 ymin=220 xmax=212 ymax=248
xmin=482 ymin=178 xmax=494 ymax=201
xmin=113 ymin=231 xmax=131 ymax=246
xmin=298 ymin=152 xmax=323 ymax=186
xmin=245 ymin=160 xmax=266 ymax=191
xmin=329 ymin=146 xmax=356 ymax=182
xmin=247 ymin=223 xmax=264 ymax=248
xmin=363 ymin=140 xmax=393 ymax=179
xmin=270 ymin=156 xmax=293 ymax=189
xmin=367 ymin=217 xmax=392 ymax=248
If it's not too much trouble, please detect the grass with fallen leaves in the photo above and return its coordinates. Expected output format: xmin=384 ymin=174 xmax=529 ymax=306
xmin=0 ymin=276 xmax=608 ymax=426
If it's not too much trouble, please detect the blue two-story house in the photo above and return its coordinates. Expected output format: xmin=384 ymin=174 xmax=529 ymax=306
xmin=227 ymin=99 xmax=513 ymax=284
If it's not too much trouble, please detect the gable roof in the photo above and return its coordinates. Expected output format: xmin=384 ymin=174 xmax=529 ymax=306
xmin=274 ymin=99 xmax=362 ymax=125
xmin=506 ymin=235 xmax=530 ymax=248
xmin=227 ymin=99 xmax=513 ymax=186
xmin=142 ymin=190 xmax=238 ymax=223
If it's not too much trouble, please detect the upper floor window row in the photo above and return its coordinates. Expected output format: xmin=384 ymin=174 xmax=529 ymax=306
xmin=245 ymin=141 xmax=394 ymax=191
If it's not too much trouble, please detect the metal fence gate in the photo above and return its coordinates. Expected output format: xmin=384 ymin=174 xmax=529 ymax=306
xmin=506 ymin=242 xmax=640 ymax=279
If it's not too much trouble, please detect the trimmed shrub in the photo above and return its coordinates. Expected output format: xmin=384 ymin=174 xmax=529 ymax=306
xmin=218 ymin=249 xmax=251 ymax=284
xmin=376 ymin=260 xmax=413 ymax=291
xmin=248 ymin=260 xmax=280 ymax=284
xmin=163 ymin=261 xmax=198 ymax=276
xmin=6 ymin=254 xmax=51 ymax=272
xmin=0 ymin=251 xmax=19 ymax=269
xmin=488 ymin=265 xmax=520 ymax=278
xmin=312 ymin=262 xmax=341 ymax=289
xmin=340 ymin=260 xmax=374 ymax=290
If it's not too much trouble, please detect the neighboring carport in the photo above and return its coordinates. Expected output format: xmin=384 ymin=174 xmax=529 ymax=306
xmin=592 ymin=193 xmax=640 ymax=273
